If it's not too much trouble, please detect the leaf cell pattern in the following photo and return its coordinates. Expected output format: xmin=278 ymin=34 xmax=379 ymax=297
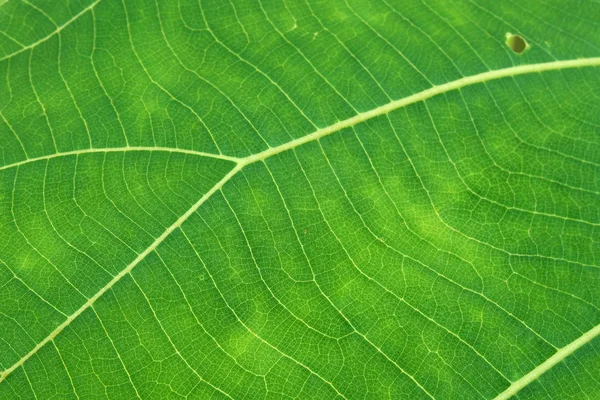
xmin=0 ymin=0 xmax=599 ymax=399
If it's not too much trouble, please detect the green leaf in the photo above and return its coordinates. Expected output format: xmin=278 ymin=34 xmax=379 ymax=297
xmin=0 ymin=0 xmax=599 ymax=398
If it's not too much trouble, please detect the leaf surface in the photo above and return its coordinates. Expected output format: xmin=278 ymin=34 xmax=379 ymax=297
xmin=0 ymin=0 xmax=599 ymax=399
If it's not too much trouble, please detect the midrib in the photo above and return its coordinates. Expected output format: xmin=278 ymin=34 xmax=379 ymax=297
xmin=1 ymin=57 xmax=599 ymax=397
xmin=493 ymin=323 xmax=600 ymax=400
xmin=242 ymin=57 xmax=600 ymax=165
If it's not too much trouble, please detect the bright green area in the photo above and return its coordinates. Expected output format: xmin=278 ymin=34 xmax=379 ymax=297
xmin=0 ymin=0 xmax=599 ymax=399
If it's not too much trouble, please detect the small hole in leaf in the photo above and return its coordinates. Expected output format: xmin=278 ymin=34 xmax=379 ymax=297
xmin=506 ymin=33 xmax=528 ymax=54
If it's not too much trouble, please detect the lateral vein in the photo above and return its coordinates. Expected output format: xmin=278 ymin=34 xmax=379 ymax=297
xmin=0 ymin=146 xmax=240 ymax=171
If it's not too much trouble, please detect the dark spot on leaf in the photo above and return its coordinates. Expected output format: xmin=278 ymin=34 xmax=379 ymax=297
xmin=506 ymin=33 xmax=528 ymax=54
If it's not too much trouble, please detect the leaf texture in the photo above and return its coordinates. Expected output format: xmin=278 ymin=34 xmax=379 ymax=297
xmin=0 ymin=0 xmax=599 ymax=398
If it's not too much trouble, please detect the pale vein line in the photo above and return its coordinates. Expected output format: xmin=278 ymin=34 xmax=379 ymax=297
xmin=0 ymin=0 xmax=101 ymax=63
xmin=52 ymin=342 xmax=80 ymax=399
xmin=91 ymin=307 xmax=142 ymax=399
xmin=1 ymin=57 xmax=599 ymax=386
xmin=0 ymin=146 xmax=239 ymax=172
xmin=494 ymin=323 xmax=600 ymax=400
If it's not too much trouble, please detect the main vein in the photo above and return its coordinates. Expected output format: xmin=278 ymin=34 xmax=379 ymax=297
xmin=1 ymin=56 xmax=599 ymax=387
xmin=494 ymin=323 xmax=600 ymax=400
xmin=0 ymin=164 xmax=242 ymax=384
xmin=241 ymin=57 xmax=600 ymax=165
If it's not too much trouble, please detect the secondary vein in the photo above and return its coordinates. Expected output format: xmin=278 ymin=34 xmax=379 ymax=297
xmin=0 ymin=146 xmax=240 ymax=171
